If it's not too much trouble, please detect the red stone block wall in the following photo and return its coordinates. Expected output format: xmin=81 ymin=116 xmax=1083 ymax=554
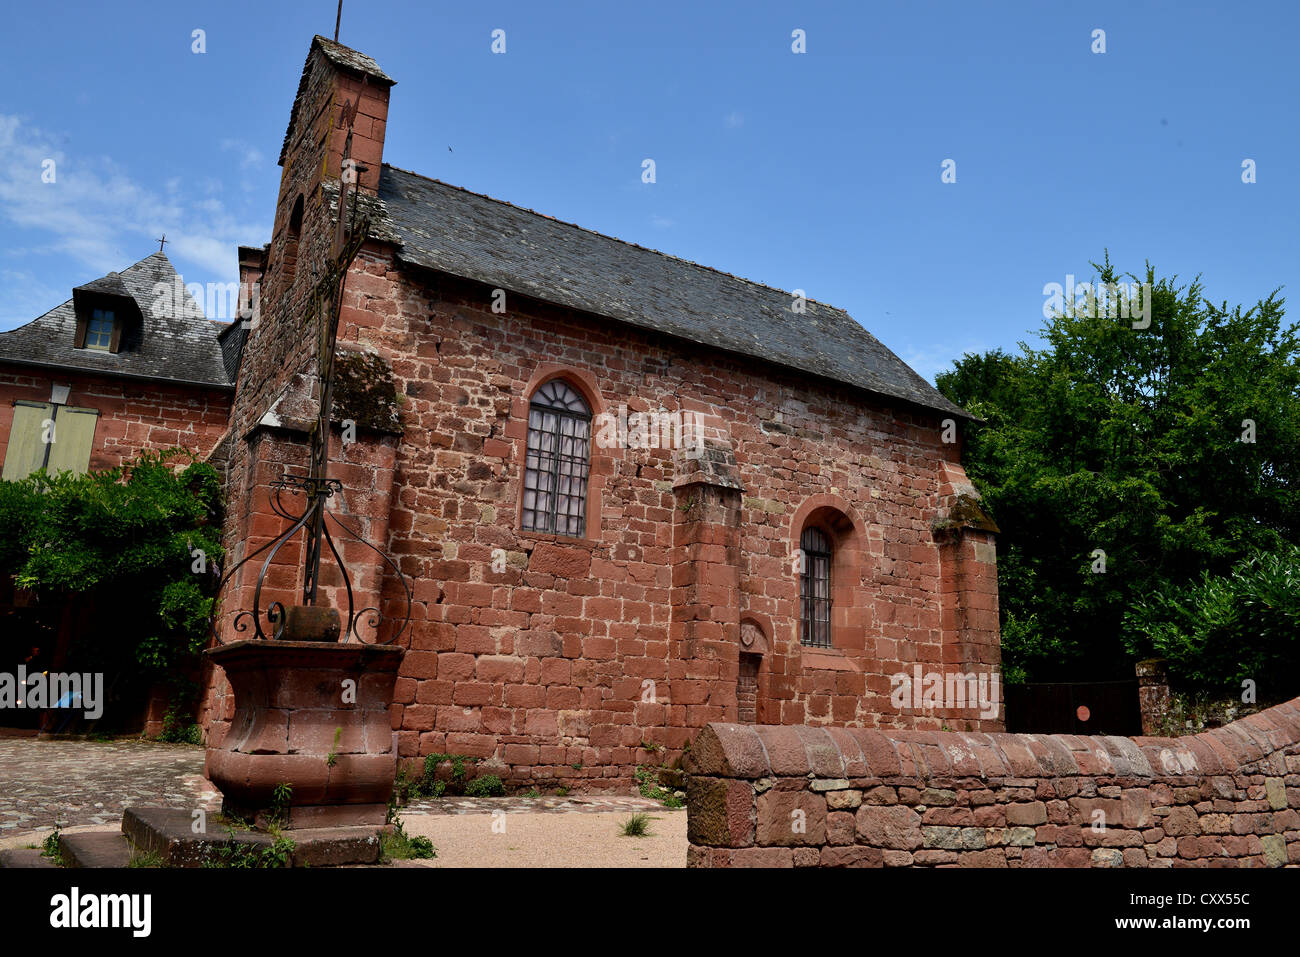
xmin=0 ymin=364 xmax=233 ymax=470
xmin=684 ymin=698 xmax=1300 ymax=867
xmin=313 ymin=253 xmax=1003 ymax=787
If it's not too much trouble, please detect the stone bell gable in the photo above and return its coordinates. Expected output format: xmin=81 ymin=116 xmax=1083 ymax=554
xmin=201 ymin=35 xmax=1002 ymax=791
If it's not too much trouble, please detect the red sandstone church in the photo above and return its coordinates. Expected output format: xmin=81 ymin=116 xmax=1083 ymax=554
xmin=195 ymin=35 xmax=1002 ymax=788
xmin=0 ymin=34 xmax=1001 ymax=784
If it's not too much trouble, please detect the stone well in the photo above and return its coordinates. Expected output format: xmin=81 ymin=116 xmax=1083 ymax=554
xmin=205 ymin=639 xmax=404 ymax=828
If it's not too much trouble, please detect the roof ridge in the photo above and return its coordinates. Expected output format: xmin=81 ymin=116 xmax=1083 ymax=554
xmin=380 ymin=163 xmax=852 ymax=316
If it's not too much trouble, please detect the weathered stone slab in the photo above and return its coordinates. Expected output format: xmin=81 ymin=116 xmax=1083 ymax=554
xmin=122 ymin=806 xmax=387 ymax=867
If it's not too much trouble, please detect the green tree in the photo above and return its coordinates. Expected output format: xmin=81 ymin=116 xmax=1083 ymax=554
xmin=0 ymin=448 xmax=224 ymax=717
xmin=938 ymin=257 xmax=1300 ymax=692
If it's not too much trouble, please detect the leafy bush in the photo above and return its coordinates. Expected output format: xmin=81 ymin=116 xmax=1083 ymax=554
xmin=158 ymin=709 xmax=203 ymax=744
xmin=0 ymin=449 xmax=223 ymax=719
xmin=1124 ymin=544 xmax=1300 ymax=690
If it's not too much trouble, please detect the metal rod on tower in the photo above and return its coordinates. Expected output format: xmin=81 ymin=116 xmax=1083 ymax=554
xmin=335 ymin=0 xmax=342 ymax=42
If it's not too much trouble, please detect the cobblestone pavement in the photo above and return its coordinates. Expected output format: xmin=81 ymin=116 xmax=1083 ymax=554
xmin=0 ymin=736 xmax=218 ymax=838
xmin=405 ymin=793 xmax=668 ymax=815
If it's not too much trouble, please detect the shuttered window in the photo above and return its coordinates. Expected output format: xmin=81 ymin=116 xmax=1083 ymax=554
xmin=2 ymin=401 xmax=99 ymax=480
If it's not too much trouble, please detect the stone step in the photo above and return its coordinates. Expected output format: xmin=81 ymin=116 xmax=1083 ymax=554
xmin=124 ymin=806 xmax=388 ymax=867
xmin=60 ymin=831 xmax=134 ymax=868
xmin=0 ymin=846 xmax=60 ymax=868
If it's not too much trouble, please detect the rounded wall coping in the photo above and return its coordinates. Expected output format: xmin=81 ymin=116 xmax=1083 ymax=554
xmin=686 ymin=697 xmax=1300 ymax=781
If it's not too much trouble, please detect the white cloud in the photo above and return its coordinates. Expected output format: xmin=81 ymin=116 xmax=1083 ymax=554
xmin=899 ymin=339 xmax=989 ymax=385
xmin=220 ymin=138 xmax=264 ymax=171
xmin=0 ymin=268 xmax=66 ymax=330
xmin=0 ymin=113 xmax=268 ymax=298
xmin=650 ymin=214 xmax=675 ymax=229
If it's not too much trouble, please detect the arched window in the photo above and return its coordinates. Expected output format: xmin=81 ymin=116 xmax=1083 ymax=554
xmin=800 ymin=526 xmax=832 ymax=647
xmin=522 ymin=379 xmax=591 ymax=537
xmin=282 ymin=193 xmax=304 ymax=286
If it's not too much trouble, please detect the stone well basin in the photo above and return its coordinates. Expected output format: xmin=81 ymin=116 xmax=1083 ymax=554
xmin=204 ymin=639 xmax=403 ymax=828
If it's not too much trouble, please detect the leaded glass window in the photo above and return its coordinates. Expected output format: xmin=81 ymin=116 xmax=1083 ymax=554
xmin=522 ymin=379 xmax=591 ymax=537
xmin=800 ymin=526 xmax=832 ymax=647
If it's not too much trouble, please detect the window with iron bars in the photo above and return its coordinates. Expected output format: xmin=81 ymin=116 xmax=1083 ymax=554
xmin=521 ymin=379 xmax=591 ymax=537
xmin=800 ymin=526 xmax=832 ymax=647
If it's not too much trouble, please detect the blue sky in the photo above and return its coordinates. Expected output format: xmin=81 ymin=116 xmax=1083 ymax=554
xmin=1 ymin=0 xmax=1295 ymax=381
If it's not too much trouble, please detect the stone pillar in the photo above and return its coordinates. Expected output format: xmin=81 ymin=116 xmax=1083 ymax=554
xmin=669 ymin=442 xmax=744 ymax=737
xmin=933 ymin=485 xmax=1003 ymax=730
xmin=1136 ymin=658 xmax=1170 ymax=735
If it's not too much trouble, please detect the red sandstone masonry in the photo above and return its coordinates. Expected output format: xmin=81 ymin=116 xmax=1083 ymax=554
xmin=684 ymin=698 xmax=1300 ymax=867
xmin=0 ymin=366 xmax=232 ymax=470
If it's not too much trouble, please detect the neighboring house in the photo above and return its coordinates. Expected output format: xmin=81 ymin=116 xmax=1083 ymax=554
xmin=0 ymin=251 xmax=236 ymax=733
xmin=202 ymin=36 xmax=1003 ymax=789
xmin=0 ymin=251 xmax=236 ymax=479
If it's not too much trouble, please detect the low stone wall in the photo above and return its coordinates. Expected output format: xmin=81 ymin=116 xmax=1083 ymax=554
xmin=685 ymin=698 xmax=1300 ymax=867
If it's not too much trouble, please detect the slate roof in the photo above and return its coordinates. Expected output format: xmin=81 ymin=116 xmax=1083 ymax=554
xmin=73 ymin=273 xmax=134 ymax=298
xmin=0 ymin=252 xmax=234 ymax=389
xmin=373 ymin=164 xmax=970 ymax=419
xmin=218 ymin=319 xmax=251 ymax=382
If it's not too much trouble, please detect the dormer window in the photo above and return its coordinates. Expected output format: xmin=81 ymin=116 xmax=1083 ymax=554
xmin=86 ymin=309 xmax=114 ymax=350
xmin=72 ymin=274 xmax=139 ymax=354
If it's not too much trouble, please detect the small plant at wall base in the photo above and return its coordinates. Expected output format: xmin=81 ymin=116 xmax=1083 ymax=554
xmin=464 ymin=774 xmax=505 ymax=797
xmin=201 ymin=835 xmax=296 ymax=869
xmin=635 ymin=765 xmax=683 ymax=808
xmin=41 ymin=824 xmax=62 ymax=861
xmin=380 ymin=816 xmax=436 ymax=862
xmin=157 ymin=708 xmax=203 ymax=744
xmin=392 ymin=753 xmax=488 ymax=805
xmin=268 ymin=782 xmax=293 ymax=828
xmin=157 ymin=681 xmax=204 ymax=744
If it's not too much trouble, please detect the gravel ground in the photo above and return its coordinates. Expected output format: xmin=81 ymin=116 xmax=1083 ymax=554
xmin=395 ymin=807 xmax=688 ymax=867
